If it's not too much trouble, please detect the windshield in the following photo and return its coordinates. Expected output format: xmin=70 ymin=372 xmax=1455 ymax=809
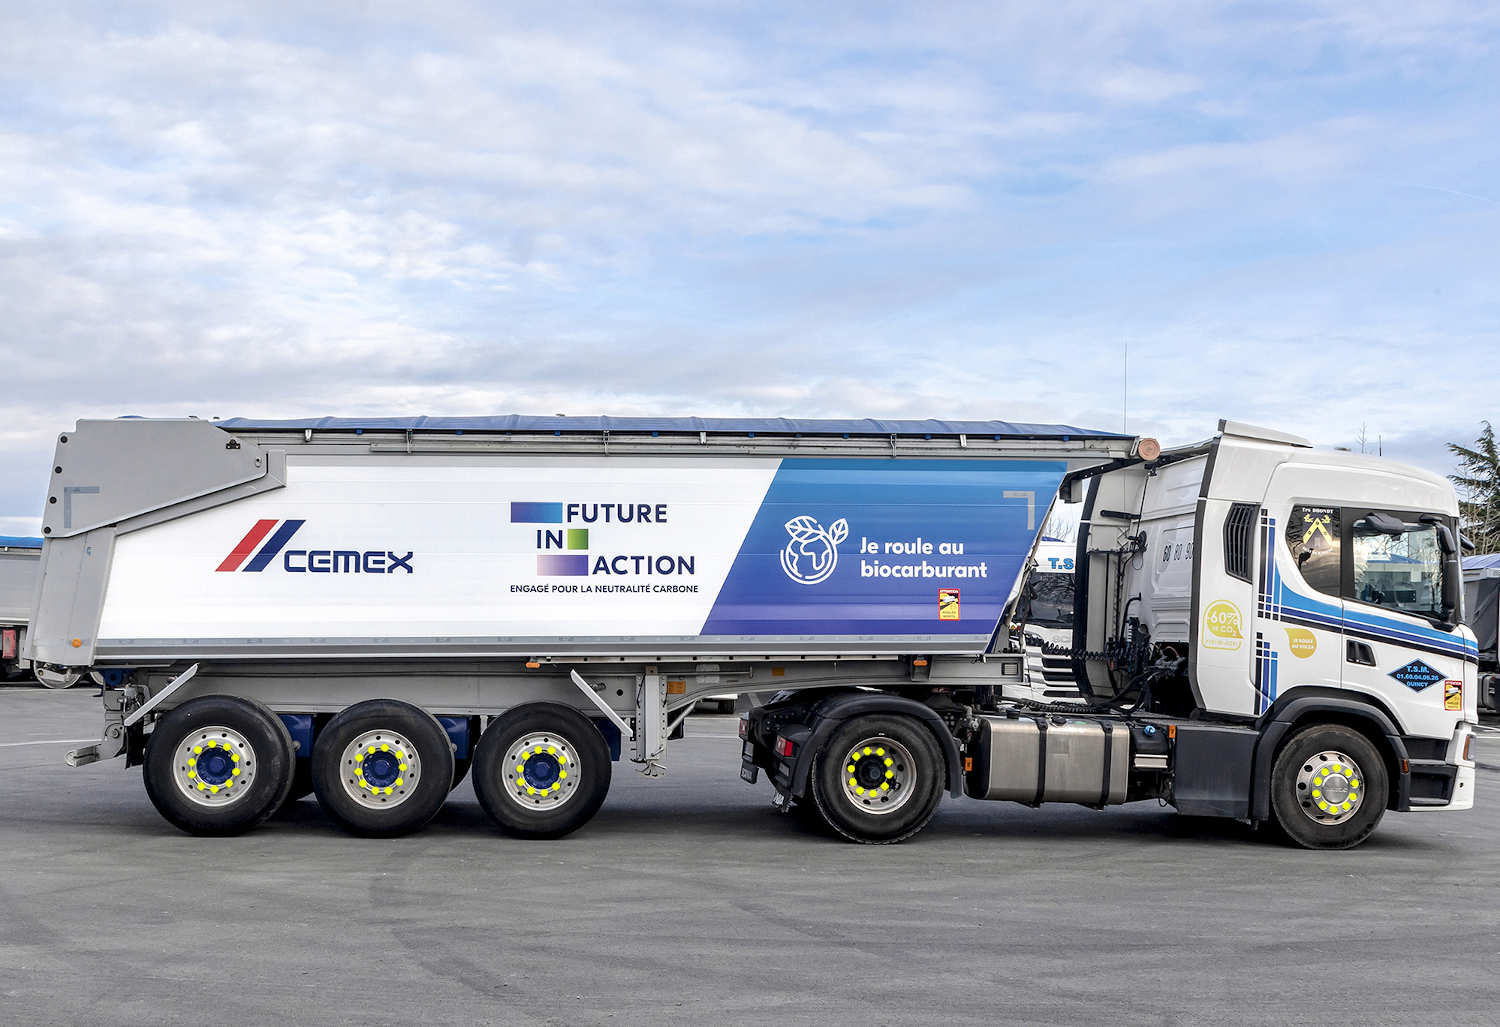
xmin=1027 ymin=572 xmax=1075 ymax=628
xmin=1351 ymin=516 xmax=1444 ymax=620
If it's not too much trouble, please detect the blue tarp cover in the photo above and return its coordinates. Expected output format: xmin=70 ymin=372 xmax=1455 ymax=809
xmin=217 ymin=415 xmax=1128 ymax=439
xmin=0 ymin=536 xmax=42 ymax=549
xmin=1465 ymin=553 xmax=1500 ymax=571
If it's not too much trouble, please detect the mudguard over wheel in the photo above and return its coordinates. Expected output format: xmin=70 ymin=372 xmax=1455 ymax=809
xmin=472 ymin=703 xmax=611 ymax=840
xmin=1269 ymin=724 xmax=1388 ymax=850
xmin=143 ymin=695 xmax=296 ymax=836
xmin=311 ymin=699 xmax=455 ymax=837
xmin=450 ymin=757 xmax=472 ymax=792
xmin=278 ymin=759 xmax=315 ymax=810
xmin=810 ymin=714 xmax=945 ymax=844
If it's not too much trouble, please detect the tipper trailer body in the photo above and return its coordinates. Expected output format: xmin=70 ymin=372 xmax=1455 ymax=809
xmin=27 ymin=416 xmax=1477 ymax=846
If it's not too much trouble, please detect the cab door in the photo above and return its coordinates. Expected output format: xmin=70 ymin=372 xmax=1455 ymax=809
xmin=1254 ymin=495 xmax=1347 ymax=715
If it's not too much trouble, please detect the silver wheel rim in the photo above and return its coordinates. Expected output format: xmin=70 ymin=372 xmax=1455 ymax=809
xmin=1296 ymin=749 xmax=1366 ymax=825
xmin=839 ymin=736 xmax=917 ymax=816
xmin=339 ymin=730 xmax=422 ymax=810
xmin=501 ymin=733 xmax=581 ymax=811
xmin=173 ymin=726 xmax=257 ymax=808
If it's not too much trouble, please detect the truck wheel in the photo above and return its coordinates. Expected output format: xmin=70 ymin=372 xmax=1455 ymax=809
xmin=143 ymin=695 xmax=295 ymax=836
xmin=472 ymin=704 xmax=611 ymax=840
xmin=810 ymin=715 xmax=945 ymax=844
xmin=1270 ymin=724 xmax=1388 ymax=850
xmin=311 ymin=699 xmax=455 ymax=837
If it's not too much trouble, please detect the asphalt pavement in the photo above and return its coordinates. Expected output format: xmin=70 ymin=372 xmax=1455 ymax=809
xmin=2 ymin=686 xmax=1498 ymax=1025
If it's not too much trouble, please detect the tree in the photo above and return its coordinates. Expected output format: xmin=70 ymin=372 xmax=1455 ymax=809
xmin=1449 ymin=421 xmax=1500 ymax=553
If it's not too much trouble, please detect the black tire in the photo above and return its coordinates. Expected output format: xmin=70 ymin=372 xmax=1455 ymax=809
xmin=143 ymin=695 xmax=296 ymax=836
xmin=311 ymin=699 xmax=455 ymax=837
xmin=810 ymin=715 xmax=945 ymax=844
xmin=472 ymin=703 xmax=612 ymax=840
xmin=1269 ymin=724 xmax=1388 ymax=850
xmin=450 ymin=757 xmax=472 ymax=792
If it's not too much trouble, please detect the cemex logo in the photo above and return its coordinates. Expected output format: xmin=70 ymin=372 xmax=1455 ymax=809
xmin=216 ymin=519 xmax=414 ymax=574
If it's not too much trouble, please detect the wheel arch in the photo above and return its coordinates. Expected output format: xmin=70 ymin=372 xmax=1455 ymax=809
xmin=1251 ymin=687 xmax=1410 ymax=819
xmin=786 ymin=693 xmax=964 ymax=800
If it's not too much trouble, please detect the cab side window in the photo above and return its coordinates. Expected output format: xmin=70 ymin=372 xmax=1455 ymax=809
xmin=1285 ymin=505 xmax=1340 ymax=595
xmin=1349 ymin=516 xmax=1444 ymax=619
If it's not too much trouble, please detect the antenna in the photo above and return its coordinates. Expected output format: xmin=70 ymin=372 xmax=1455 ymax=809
xmin=1122 ymin=342 xmax=1128 ymax=434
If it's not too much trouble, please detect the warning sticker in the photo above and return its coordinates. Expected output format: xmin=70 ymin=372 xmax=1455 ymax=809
xmin=938 ymin=588 xmax=960 ymax=620
xmin=1444 ymin=679 xmax=1463 ymax=711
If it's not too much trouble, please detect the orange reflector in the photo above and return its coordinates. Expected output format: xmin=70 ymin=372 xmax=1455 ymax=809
xmin=71 ymin=638 xmax=82 ymax=648
xmin=1464 ymin=736 xmax=1472 ymax=762
xmin=524 ymin=661 xmax=540 ymax=669
xmin=1167 ymin=724 xmax=1176 ymax=739
xmin=771 ymin=667 xmax=785 ymax=677
xmin=1137 ymin=437 xmax=1162 ymax=461
xmin=913 ymin=658 xmax=929 ymax=667
xmin=1401 ymin=758 xmax=1410 ymax=774
xmin=666 ymin=680 xmax=686 ymax=695
xmin=964 ymin=757 xmax=973 ymax=772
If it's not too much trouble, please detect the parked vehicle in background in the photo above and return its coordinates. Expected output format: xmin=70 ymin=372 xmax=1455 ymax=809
xmin=1 ymin=536 xmax=42 ymax=682
xmin=1008 ymin=536 xmax=1083 ymax=704
xmin=1463 ymin=553 xmax=1500 ymax=712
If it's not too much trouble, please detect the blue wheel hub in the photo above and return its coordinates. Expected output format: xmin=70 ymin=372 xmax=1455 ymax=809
xmin=361 ymin=751 xmax=402 ymax=788
xmin=195 ymin=748 xmax=235 ymax=786
xmin=522 ymin=753 xmax=561 ymax=788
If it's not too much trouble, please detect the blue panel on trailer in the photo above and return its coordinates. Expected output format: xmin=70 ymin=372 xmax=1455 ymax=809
xmin=279 ymin=714 xmax=314 ymax=757
xmin=216 ymin=414 xmax=1127 ymax=440
xmin=0 ymin=536 xmax=43 ymax=549
xmin=701 ymin=458 xmax=1066 ymax=637
xmin=436 ymin=715 xmax=470 ymax=758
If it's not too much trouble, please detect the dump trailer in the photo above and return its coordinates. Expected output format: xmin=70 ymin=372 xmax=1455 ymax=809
xmin=28 ymin=416 xmax=1477 ymax=848
xmin=1 ymin=535 xmax=42 ymax=681
xmin=1462 ymin=554 xmax=1500 ymax=712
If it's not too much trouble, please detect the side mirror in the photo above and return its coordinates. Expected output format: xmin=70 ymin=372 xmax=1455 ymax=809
xmin=1419 ymin=515 xmax=1456 ymax=556
xmin=1418 ymin=516 xmax=1460 ymax=627
xmin=1364 ymin=512 xmax=1406 ymax=535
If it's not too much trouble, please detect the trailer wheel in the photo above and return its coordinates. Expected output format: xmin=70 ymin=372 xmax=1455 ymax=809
xmin=311 ymin=700 xmax=455 ymax=837
xmin=143 ymin=695 xmax=296 ymax=836
xmin=1269 ymin=724 xmax=1388 ymax=850
xmin=472 ymin=704 xmax=611 ymax=840
xmin=810 ymin=715 xmax=945 ymax=844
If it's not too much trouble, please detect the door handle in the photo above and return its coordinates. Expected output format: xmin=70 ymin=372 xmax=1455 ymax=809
xmin=1346 ymin=640 xmax=1376 ymax=666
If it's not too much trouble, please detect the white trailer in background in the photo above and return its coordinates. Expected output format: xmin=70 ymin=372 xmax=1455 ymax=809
xmin=1462 ymin=554 xmax=1500 ymax=712
xmin=1 ymin=536 xmax=42 ymax=681
xmin=26 ymin=416 xmax=1478 ymax=848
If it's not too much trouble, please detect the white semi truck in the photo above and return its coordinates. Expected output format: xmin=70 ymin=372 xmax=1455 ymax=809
xmin=1 ymin=535 xmax=42 ymax=681
xmin=26 ymin=416 xmax=1477 ymax=848
xmin=1009 ymin=536 xmax=1083 ymax=704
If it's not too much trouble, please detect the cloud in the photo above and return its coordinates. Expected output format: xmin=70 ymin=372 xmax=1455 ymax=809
xmin=1093 ymin=65 xmax=1200 ymax=104
xmin=1 ymin=1 xmax=1498 ymax=535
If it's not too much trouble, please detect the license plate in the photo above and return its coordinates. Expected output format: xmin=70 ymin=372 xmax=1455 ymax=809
xmin=740 ymin=765 xmax=759 ymax=784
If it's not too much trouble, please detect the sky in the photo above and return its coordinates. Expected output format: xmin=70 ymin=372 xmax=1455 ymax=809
xmin=1 ymin=1 xmax=1497 ymax=535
